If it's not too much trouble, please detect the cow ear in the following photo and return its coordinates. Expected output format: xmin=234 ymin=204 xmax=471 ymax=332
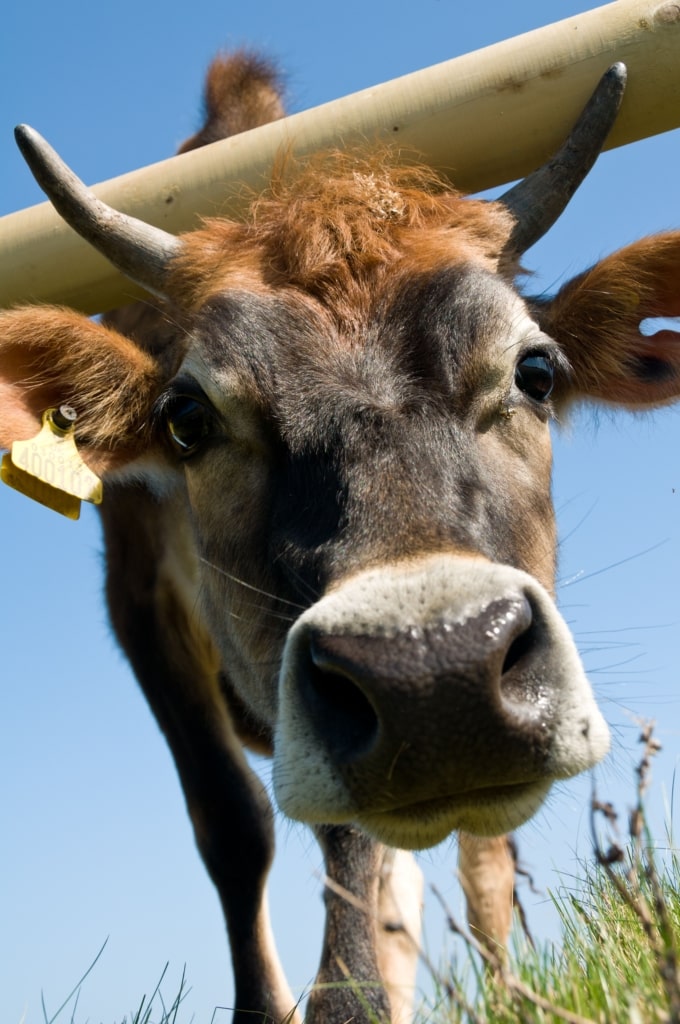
xmin=538 ymin=231 xmax=680 ymax=408
xmin=0 ymin=306 xmax=167 ymax=475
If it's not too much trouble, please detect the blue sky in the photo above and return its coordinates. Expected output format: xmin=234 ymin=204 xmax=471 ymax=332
xmin=2 ymin=1 xmax=680 ymax=1021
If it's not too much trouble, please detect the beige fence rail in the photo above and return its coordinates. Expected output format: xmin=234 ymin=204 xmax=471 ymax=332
xmin=1 ymin=0 xmax=680 ymax=313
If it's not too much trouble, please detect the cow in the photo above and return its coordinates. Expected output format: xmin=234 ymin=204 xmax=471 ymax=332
xmin=2 ymin=50 xmax=680 ymax=1024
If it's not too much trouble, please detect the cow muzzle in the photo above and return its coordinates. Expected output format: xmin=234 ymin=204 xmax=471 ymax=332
xmin=273 ymin=555 xmax=609 ymax=849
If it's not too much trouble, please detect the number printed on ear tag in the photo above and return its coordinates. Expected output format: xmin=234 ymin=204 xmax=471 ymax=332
xmin=0 ymin=407 xmax=103 ymax=520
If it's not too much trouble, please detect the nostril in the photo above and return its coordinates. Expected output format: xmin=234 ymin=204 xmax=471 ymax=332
xmin=498 ymin=601 xmax=548 ymax=720
xmin=501 ymin=622 xmax=535 ymax=676
xmin=302 ymin=637 xmax=379 ymax=762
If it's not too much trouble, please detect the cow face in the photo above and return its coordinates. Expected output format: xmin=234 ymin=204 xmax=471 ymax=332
xmin=146 ymin=251 xmax=601 ymax=848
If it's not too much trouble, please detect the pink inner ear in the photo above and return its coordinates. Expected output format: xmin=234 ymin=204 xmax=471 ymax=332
xmin=634 ymin=325 xmax=680 ymax=370
xmin=635 ymin=328 xmax=680 ymax=370
xmin=0 ymin=382 xmax=45 ymax=450
xmin=606 ymin=323 xmax=680 ymax=407
xmin=636 ymin=319 xmax=680 ymax=363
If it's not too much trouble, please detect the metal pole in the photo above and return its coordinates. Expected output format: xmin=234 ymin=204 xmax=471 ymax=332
xmin=1 ymin=0 xmax=679 ymax=313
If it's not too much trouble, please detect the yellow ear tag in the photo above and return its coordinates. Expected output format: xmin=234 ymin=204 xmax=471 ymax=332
xmin=0 ymin=406 xmax=103 ymax=520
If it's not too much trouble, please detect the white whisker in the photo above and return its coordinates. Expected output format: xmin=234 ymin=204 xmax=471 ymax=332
xmin=273 ymin=554 xmax=321 ymax=604
xmin=199 ymin=557 xmax=307 ymax=611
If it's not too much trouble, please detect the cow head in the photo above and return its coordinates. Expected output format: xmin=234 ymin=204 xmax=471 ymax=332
xmin=3 ymin=65 xmax=680 ymax=850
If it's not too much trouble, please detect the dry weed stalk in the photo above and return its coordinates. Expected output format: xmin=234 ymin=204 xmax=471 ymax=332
xmin=591 ymin=720 xmax=680 ymax=1024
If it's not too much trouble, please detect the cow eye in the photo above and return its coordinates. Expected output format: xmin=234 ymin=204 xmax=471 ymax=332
xmin=164 ymin=396 xmax=213 ymax=457
xmin=514 ymin=353 xmax=555 ymax=402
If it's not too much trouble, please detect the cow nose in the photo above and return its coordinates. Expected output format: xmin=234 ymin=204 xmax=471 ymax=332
xmin=300 ymin=594 xmax=537 ymax=766
xmin=275 ymin=556 xmax=609 ymax=839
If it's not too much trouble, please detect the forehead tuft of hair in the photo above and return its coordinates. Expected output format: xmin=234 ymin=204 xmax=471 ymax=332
xmin=170 ymin=148 xmax=518 ymax=318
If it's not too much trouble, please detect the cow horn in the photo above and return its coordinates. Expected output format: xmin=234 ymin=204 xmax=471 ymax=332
xmin=500 ymin=62 xmax=627 ymax=256
xmin=14 ymin=124 xmax=181 ymax=299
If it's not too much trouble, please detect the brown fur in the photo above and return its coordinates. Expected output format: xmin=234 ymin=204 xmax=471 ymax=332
xmin=171 ymin=151 xmax=518 ymax=319
xmin=459 ymin=832 xmax=516 ymax=957
xmin=0 ymin=306 xmax=167 ymax=471
xmin=178 ymin=52 xmax=285 ymax=152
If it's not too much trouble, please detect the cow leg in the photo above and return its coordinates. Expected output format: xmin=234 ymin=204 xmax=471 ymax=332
xmin=458 ymin=832 xmax=515 ymax=958
xmin=101 ymin=484 xmax=298 ymax=1024
xmin=182 ymin=717 xmax=297 ymax=1023
xmin=307 ymin=826 xmax=392 ymax=1023
xmin=376 ymin=848 xmax=423 ymax=1024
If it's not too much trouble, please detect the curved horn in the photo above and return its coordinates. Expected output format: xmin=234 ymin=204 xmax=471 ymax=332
xmin=14 ymin=124 xmax=181 ymax=299
xmin=501 ymin=62 xmax=627 ymax=256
